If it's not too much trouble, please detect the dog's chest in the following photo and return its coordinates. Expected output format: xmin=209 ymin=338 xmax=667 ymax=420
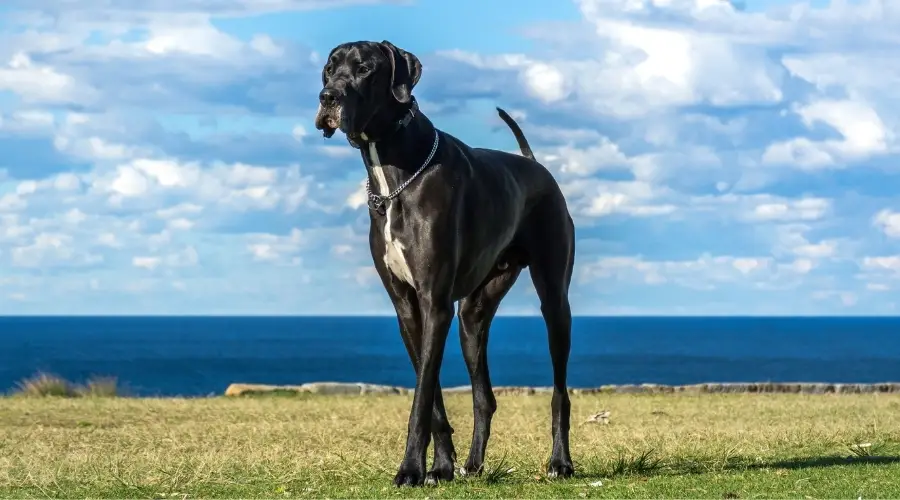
xmin=370 ymin=154 xmax=415 ymax=287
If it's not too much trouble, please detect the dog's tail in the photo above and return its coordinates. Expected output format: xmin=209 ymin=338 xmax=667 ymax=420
xmin=496 ymin=107 xmax=535 ymax=161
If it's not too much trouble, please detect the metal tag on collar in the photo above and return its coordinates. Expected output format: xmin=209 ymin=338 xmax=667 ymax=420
xmin=367 ymin=194 xmax=386 ymax=215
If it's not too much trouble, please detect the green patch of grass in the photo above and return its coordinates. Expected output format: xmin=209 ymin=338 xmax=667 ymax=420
xmin=481 ymin=453 xmax=515 ymax=485
xmin=2 ymin=392 xmax=900 ymax=498
xmin=605 ymin=448 xmax=663 ymax=477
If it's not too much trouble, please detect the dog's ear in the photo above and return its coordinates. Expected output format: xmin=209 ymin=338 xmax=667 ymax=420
xmin=379 ymin=40 xmax=421 ymax=104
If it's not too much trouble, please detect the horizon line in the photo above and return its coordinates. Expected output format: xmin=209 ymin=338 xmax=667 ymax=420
xmin=0 ymin=313 xmax=898 ymax=319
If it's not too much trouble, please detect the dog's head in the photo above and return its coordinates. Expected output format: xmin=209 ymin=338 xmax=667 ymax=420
xmin=314 ymin=40 xmax=422 ymax=143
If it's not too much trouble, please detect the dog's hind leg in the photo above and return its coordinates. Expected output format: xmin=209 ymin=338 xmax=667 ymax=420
xmin=526 ymin=195 xmax=576 ymax=479
xmin=457 ymin=263 xmax=523 ymax=476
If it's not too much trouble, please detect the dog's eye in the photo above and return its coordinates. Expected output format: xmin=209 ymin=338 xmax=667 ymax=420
xmin=358 ymin=65 xmax=372 ymax=75
xmin=324 ymin=63 xmax=333 ymax=75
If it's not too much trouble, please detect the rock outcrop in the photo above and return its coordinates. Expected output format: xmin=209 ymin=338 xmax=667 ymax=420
xmin=224 ymin=382 xmax=407 ymax=397
xmin=224 ymin=381 xmax=900 ymax=397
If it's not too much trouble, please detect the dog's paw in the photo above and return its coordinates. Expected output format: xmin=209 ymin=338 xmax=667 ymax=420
xmin=424 ymin=465 xmax=454 ymax=485
xmin=547 ymin=460 xmax=575 ymax=479
xmin=458 ymin=462 xmax=483 ymax=477
xmin=425 ymin=450 xmax=455 ymax=485
xmin=393 ymin=462 xmax=426 ymax=487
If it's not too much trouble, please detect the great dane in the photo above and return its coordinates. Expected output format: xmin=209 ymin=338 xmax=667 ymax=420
xmin=314 ymin=40 xmax=576 ymax=487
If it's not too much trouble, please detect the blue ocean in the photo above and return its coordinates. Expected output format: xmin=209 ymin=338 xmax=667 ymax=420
xmin=2 ymin=316 xmax=900 ymax=397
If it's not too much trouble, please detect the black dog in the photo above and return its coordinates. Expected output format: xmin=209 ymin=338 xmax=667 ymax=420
xmin=314 ymin=40 xmax=576 ymax=487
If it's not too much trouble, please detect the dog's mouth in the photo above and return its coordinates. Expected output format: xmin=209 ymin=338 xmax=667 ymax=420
xmin=314 ymin=103 xmax=342 ymax=138
xmin=314 ymin=99 xmax=383 ymax=144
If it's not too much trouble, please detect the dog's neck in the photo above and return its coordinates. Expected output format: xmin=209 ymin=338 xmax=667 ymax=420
xmin=361 ymin=111 xmax=437 ymax=197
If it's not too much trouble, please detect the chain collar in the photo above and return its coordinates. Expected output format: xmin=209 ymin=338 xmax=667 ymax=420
xmin=365 ymin=128 xmax=440 ymax=216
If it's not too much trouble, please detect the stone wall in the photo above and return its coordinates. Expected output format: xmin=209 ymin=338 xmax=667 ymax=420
xmin=224 ymin=381 xmax=900 ymax=397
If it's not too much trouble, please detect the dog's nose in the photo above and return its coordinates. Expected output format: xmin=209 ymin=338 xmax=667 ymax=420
xmin=319 ymin=88 xmax=339 ymax=106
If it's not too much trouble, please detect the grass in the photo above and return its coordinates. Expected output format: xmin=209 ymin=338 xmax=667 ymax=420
xmin=2 ymin=389 xmax=900 ymax=498
xmin=12 ymin=372 xmax=121 ymax=398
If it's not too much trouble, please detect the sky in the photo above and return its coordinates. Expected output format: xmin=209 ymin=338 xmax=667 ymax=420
xmin=0 ymin=0 xmax=898 ymax=316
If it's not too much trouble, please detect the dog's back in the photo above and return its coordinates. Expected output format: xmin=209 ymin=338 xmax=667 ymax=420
xmin=467 ymin=108 xmax=566 ymax=206
xmin=434 ymin=109 xmax=572 ymax=297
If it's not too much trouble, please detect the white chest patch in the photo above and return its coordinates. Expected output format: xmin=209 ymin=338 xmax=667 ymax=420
xmin=369 ymin=143 xmax=415 ymax=287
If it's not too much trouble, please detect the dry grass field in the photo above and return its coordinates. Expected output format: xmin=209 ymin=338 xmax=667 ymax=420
xmin=2 ymin=387 xmax=900 ymax=498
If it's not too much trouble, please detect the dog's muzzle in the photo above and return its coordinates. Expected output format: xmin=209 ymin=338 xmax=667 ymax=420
xmin=314 ymin=88 xmax=343 ymax=138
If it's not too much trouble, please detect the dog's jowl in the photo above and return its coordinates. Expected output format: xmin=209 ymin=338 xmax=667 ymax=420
xmin=315 ymin=40 xmax=577 ymax=487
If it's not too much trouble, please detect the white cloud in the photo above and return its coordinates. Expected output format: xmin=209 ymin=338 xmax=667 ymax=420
xmin=732 ymin=257 xmax=767 ymax=275
xmin=790 ymin=258 xmax=815 ymax=274
xmin=0 ymin=110 xmax=56 ymax=133
xmin=144 ymin=21 xmax=245 ymax=58
xmin=167 ymin=218 xmax=194 ymax=230
xmin=345 ymin=180 xmax=367 ymax=210
xmin=762 ymin=99 xmax=890 ymax=168
xmin=54 ymin=133 xmax=137 ymax=163
xmin=578 ymin=253 xmax=809 ymax=290
xmin=292 ymin=124 xmax=308 ymax=141
xmin=768 ymin=225 xmax=849 ymax=271
xmin=686 ymin=194 xmax=832 ymax=225
xmin=792 ymin=240 xmax=836 ymax=259
xmin=561 ymin=178 xmax=678 ymax=219
xmin=440 ymin=0 xmax=784 ymax=119
xmin=16 ymin=181 xmax=37 ymax=195
xmin=0 ymin=194 xmax=27 ymax=212
xmin=133 ymin=256 xmax=162 ymax=270
xmin=521 ymin=63 xmax=570 ymax=103
xmin=246 ymin=228 xmax=304 ymax=265
xmin=749 ymin=197 xmax=830 ymax=222
xmin=811 ymin=289 xmax=859 ymax=308
xmin=583 ymin=192 xmax=677 ymax=217
xmin=108 ymin=165 xmax=150 ymax=197
xmin=53 ymin=173 xmax=83 ymax=192
xmin=537 ymin=138 xmax=631 ymax=176
xmin=165 ymin=245 xmax=200 ymax=267
xmin=156 ymin=203 xmax=204 ymax=219
xmin=91 ymin=157 xmax=310 ymax=212
xmin=873 ymin=209 xmax=900 ymax=238
xmin=9 ymin=0 xmax=407 ymax=16
xmin=700 ymin=195 xmax=828 ymax=223
xmin=0 ymin=53 xmax=98 ymax=105
xmin=97 ymin=233 xmax=122 ymax=248
xmin=861 ymin=256 xmax=900 ymax=274
xmin=11 ymin=232 xmax=103 ymax=268
xmin=131 ymin=246 xmax=198 ymax=270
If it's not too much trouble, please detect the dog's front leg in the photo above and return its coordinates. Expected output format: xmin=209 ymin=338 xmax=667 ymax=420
xmin=393 ymin=294 xmax=454 ymax=487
